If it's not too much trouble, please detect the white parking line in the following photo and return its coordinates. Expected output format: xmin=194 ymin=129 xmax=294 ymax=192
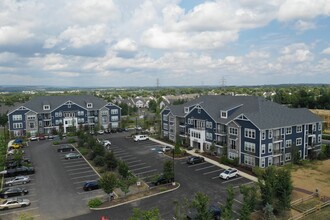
xmin=82 ymin=194 xmax=104 ymax=201
xmin=118 ymin=155 xmax=135 ymax=159
xmin=68 ymin=170 xmax=95 ymax=176
xmin=62 ymin=160 xmax=85 ymax=165
xmin=67 ymin=167 xmax=91 ymax=172
xmin=126 ymin=159 xmax=141 ymax=164
xmin=64 ymin=164 xmax=88 ymax=168
xmin=73 ymin=179 xmax=98 ymax=185
xmin=114 ymin=152 xmax=130 ymax=156
xmin=113 ymin=150 xmax=125 ymax=153
xmin=76 ymin=189 xmax=103 ymax=195
xmin=221 ymin=176 xmax=243 ymax=184
xmin=129 ymin=163 xmax=146 ymax=168
xmin=0 ymin=207 xmax=39 ymax=216
xmin=188 ymin=162 xmax=206 ymax=167
xmin=195 ymin=165 xmax=215 ymax=171
xmin=131 ymin=166 xmax=151 ymax=172
xmin=135 ymin=169 xmax=157 ymax=176
xmin=233 ymin=181 xmax=254 ymax=189
xmin=203 ymin=169 xmax=223 ymax=175
xmin=71 ymin=174 xmax=98 ymax=180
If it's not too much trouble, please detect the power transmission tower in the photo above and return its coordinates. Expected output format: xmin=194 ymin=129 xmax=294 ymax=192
xmin=220 ymin=76 xmax=226 ymax=90
xmin=156 ymin=78 xmax=160 ymax=89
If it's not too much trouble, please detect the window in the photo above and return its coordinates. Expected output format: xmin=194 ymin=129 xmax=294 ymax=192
xmin=101 ymin=116 xmax=107 ymax=124
xmin=12 ymin=115 xmax=22 ymax=121
xmin=206 ymin=121 xmax=212 ymax=129
xmin=101 ymin=110 xmax=108 ymax=115
xmin=206 ymin=132 xmax=213 ymax=140
xmin=244 ymin=128 xmax=256 ymax=139
xmin=286 ymin=127 xmax=292 ymax=135
xmin=163 ymin=115 xmax=168 ymax=121
xmin=296 ymin=138 xmax=302 ymax=146
xmin=261 ymin=158 xmax=265 ymax=168
xmin=184 ymin=107 xmax=189 ymax=113
xmin=268 ymin=130 xmax=273 ymax=139
xmin=197 ymin=108 xmax=201 ymax=114
xmin=111 ymin=116 xmax=118 ymax=121
xmin=312 ymin=124 xmax=316 ymax=131
xmin=68 ymin=104 xmax=71 ymax=108
xmin=230 ymin=139 xmax=237 ymax=150
xmin=221 ymin=111 xmax=227 ymax=118
xmin=43 ymin=105 xmax=50 ymax=110
xmin=187 ymin=118 xmax=192 ymax=125
xmin=268 ymin=143 xmax=273 ymax=153
xmin=87 ymin=103 xmax=93 ymax=108
xmin=29 ymin=122 xmax=35 ymax=129
xmin=261 ymin=144 xmax=265 ymax=154
xmin=244 ymin=142 xmax=256 ymax=153
xmin=286 ymin=140 xmax=292 ymax=148
xmin=111 ymin=109 xmax=118 ymax=114
xmin=261 ymin=130 xmax=266 ymax=140
xmin=229 ymin=127 xmax=238 ymax=135
xmin=285 ymin=153 xmax=291 ymax=161
xmin=13 ymin=123 xmax=23 ymax=129
xmin=163 ymin=123 xmax=168 ymax=130
xmin=268 ymin=157 xmax=273 ymax=166
xmin=318 ymin=135 xmax=321 ymax=143
xmin=27 ymin=115 xmax=36 ymax=120
xmin=244 ymin=155 xmax=255 ymax=166
xmin=77 ymin=111 xmax=84 ymax=116
xmin=318 ymin=122 xmax=322 ymax=131
xmin=229 ymin=152 xmax=238 ymax=160
xmin=296 ymin=125 xmax=302 ymax=133
xmin=55 ymin=112 xmax=59 ymax=117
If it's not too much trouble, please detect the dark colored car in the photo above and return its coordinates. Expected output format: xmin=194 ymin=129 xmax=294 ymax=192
xmin=152 ymin=176 xmax=174 ymax=186
xmin=0 ymin=187 xmax=29 ymax=199
xmin=4 ymin=166 xmax=35 ymax=178
xmin=6 ymin=157 xmax=31 ymax=165
xmin=5 ymin=160 xmax=32 ymax=169
xmin=116 ymin=128 xmax=124 ymax=132
xmin=186 ymin=156 xmax=205 ymax=165
xmin=57 ymin=145 xmax=75 ymax=152
xmin=83 ymin=181 xmax=99 ymax=191
xmin=186 ymin=205 xmax=221 ymax=220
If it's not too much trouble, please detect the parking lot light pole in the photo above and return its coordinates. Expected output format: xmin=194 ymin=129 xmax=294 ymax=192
xmin=172 ymin=148 xmax=175 ymax=185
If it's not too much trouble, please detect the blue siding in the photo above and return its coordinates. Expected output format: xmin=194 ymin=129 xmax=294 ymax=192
xmin=236 ymin=119 xmax=260 ymax=156
xmin=8 ymin=109 xmax=29 ymax=130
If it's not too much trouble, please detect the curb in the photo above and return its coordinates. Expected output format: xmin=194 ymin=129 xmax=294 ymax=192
xmin=149 ymin=137 xmax=258 ymax=183
xmin=90 ymin=183 xmax=181 ymax=210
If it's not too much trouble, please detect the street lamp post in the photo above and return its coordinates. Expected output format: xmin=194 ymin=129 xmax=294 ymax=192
xmin=172 ymin=148 xmax=175 ymax=185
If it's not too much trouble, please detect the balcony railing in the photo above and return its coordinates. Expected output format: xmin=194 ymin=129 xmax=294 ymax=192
xmin=273 ymin=136 xmax=283 ymax=142
xmin=215 ymin=129 xmax=227 ymax=135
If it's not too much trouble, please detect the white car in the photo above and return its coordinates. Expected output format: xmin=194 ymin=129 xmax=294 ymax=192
xmin=7 ymin=149 xmax=24 ymax=156
xmin=219 ymin=168 xmax=239 ymax=180
xmin=102 ymin=140 xmax=111 ymax=147
xmin=0 ymin=198 xmax=31 ymax=210
xmin=97 ymin=130 xmax=104 ymax=135
xmin=161 ymin=146 xmax=172 ymax=152
xmin=5 ymin=176 xmax=30 ymax=186
xmin=133 ymin=135 xmax=149 ymax=142
xmin=29 ymin=136 xmax=38 ymax=141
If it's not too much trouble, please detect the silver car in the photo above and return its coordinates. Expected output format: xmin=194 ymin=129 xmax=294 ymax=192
xmin=5 ymin=176 xmax=30 ymax=186
xmin=0 ymin=198 xmax=31 ymax=210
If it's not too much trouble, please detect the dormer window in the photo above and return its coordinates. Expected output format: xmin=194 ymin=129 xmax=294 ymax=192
xmin=43 ymin=105 xmax=50 ymax=110
xmin=184 ymin=107 xmax=189 ymax=113
xmin=87 ymin=103 xmax=93 ymax=108
xmin=221 ymin=111 xmax=227 ymax=119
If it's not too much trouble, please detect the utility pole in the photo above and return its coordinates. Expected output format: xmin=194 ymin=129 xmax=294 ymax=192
xmin=156 ymin=78 xmax=160 ymax=89
xmin=220 ymin=76 xmax=226 ymax=90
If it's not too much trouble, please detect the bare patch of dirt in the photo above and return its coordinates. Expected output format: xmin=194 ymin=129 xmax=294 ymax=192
xmin=291 ymin=159 xmax=330 ymax=197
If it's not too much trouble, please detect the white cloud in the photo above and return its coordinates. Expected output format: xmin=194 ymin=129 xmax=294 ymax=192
xmin=112 ymin=38 xmax=138 ymax=52
xmin=322 ymin=47 xmax=330 ymax=54
xmin=294 ymin=20 xmax=316 ymax=31
xmin=278 ymin=0 xmax=330 ymax=21
xmin=279 ymin=43 xmax=313 ymax=63
xmin=0 ymin=26 xmax=33 ymax=45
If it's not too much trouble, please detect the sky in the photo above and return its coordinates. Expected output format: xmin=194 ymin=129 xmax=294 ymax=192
xmin=0 ymin=0 xmax=330 ymax=87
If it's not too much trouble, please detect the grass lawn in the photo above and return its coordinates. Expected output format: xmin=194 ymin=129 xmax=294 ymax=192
xmin=304 ymin=205 xmax=330 ymax=220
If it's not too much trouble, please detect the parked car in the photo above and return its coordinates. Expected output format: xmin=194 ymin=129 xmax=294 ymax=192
xmin=0 ymin=198 xmax=31 ymax=210
xmin=83 ymin=181 xmax=99 ymax=191
xmin=3 ymin=166 xmax=35 ymax=178
xmin=7 ymin=149 xmax=24 ymax=156
xmin=104 ymin=129 xmax=111 ymax=134
xmin=38 ymin=134 xmax=46 ymax=140
xmin=64 ymin=153 xmax=82 ymax=160
xmin=186 ymin=205 xmax=221 ymax=220
xmin=152 ymin=176 xmax=174 ymax=186
xmin=133 ymin=135 xmax=149 ymax=142
xmin=5 ymin=160 xmax=32 ymax=169
xmin=0 ymin=187 xmax=28 ymax=199
xmin=161 ymin=146 xmax=172 ymax=152
xmin=47 ymin=135 xmax=55 ymax=139
xmin=9 ymin=143 xmax=23 ymax=150
xmin=57 ymin=145 xmax=75 ymax=152
xmin=97 ymin=130 xmax=104 ymax=135
xmin=102 ymin=140 xmax=111 ymax=147
xmin=186 ymin=156 xmax=205 ymax=165
xmin=6 ymin=157 xmax=31 ymax=165
xmin=5 ymin=176 xmax=30 ymax=186
xmin=219 ymin=168 xmax=239 ymax=180
xmin=29 ymin=136 xmax=38 ymax=141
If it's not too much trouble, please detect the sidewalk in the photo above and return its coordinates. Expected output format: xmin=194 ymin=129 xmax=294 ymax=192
xmin=149 ymin=137 xmax=258 ymax=183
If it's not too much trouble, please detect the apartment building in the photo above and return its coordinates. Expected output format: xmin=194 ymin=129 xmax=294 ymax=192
xmin=161 ymin=95 xmax=323 ymax=168
xmin=7 ymin=95 xmax=121 ymax=136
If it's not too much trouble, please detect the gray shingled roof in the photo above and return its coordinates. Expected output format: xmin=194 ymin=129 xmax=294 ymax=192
xmin=168 ymin=95 xmax=322 ymax=129
xmin=17 ymin=95 xmax=107 ymax=113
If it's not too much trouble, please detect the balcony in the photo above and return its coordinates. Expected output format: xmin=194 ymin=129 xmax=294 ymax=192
xmin=273 ymin=148 xmax=282 ymax=156
xmin=215 ymin=129 xmax=227 ymax=136
xmin=179 ymin=122 xmax=186 ymax=127
xmin=273 ymin=135 xmax=283 ymax=142
xmin=215 ymin=141 xmax=226 ymax=146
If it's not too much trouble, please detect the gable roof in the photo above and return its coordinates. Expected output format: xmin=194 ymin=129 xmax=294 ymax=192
xmin=168 ymin=95 xmax=322 ymax=129
xmin=13 ymin=95 xmax=108 ymax=113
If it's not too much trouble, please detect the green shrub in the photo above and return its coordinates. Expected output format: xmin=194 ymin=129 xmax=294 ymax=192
xmin=78 ymin=147 xmax=90 ymax=156
xmin=53 ymin=141 xmax=60 ymax=145
xmin=93 ymin=155 xmax=105 ymax=167
xmin=67 ymin=138 xmax=76 ymax=143
xmin=322 ymin=134 xmax=330 ymax=140
xmin=88 ymin=198 xmax=102 ymax=208
xmin=87 ymin=151 xmax=96 ymax=160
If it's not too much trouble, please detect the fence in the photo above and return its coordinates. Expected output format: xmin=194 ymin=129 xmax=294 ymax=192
xmin=289 ymin=199 xmax=330 ymax=220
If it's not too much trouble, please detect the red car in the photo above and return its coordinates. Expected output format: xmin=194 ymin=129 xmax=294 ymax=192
xmin=38 ymin=134 xmax=46 ymax=140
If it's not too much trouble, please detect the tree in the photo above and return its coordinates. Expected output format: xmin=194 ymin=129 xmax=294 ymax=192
xmin=148 ymin=100 xmax=157 ymax=113
xmin=118 ymin=160 xmax=130 ymax=179
xmin=117 ymin=176 xmax=138 ymax=197
xmin=222 ymin=186 xmax=235 ymax=220
xmin=173 ymin=198 xmax=190 ymax=220
xmin=92 ymin=143 xmax=105 ymax=157
xmin=98 ymin=172 xmax=117 ymax=201
xmin=263 ymin=203 xmax=276 ymax=220
xmin=190 ymin=192 xmax=212 ymax=220
xmin=104 ymin=152 xmax=118 ymax=170
xmin=129 ymin=208 xmax=161 ymax=220
xmin=163 ymin=160 xmax=174 ymax=181
xmin=239 ymin=185 xmax=257 ymax=220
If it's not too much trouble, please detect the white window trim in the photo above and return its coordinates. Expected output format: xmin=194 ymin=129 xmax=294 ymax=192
xmin=184 ymin=107 xmax=189 ymax=113
xmin=87 ymin=103 xmax=93 ymax=108
xmin=268 ymin=143 xmax=273 ymax=153
xmin=221 ymin=111 xmax=227 ymax=119
xmin=43 ymin=105 xmax=50 ymax=110
xmin=296 ymin=125 xmax=302 ymax=133
xmin=286 ymin=127 xmax=292 ymax=135
xmin=261 ymin=144 xmax=265 ymax=154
